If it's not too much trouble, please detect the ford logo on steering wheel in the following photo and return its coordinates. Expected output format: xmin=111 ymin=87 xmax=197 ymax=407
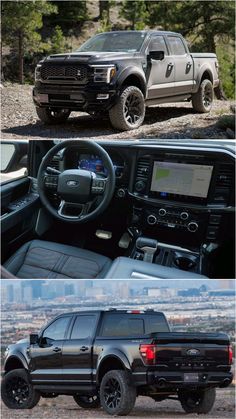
xmin=66 ymin=180 xmax=79 ymax=187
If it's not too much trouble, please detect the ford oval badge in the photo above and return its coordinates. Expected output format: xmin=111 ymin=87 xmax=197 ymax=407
xmin=67 ymin=180 xmax=79 ymax=187
xmin=187 ymin=349 xmax=200 ymax=356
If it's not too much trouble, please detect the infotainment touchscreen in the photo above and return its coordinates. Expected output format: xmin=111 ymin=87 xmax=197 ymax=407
xmin=150 ymin=162 xmax=213 ymax=198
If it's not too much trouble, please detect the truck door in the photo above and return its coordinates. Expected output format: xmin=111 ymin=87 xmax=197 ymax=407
xmin=166 ymin=35 xmax=194 ymax=95
xmin=146 ymin=35 xmax=175 ymax=99
xmin=62 ymin=313 xmax=99 ymax=385
xmin=29 ymin=315 xmax=72 ymax=383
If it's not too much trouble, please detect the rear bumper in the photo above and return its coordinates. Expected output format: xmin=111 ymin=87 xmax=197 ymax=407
xmin=146 ymin=370 xmax=233 ymax=389
xmin=33 ymin=82 xmax=118 ymax=112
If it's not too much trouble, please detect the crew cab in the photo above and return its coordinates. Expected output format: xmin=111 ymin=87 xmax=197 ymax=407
xmin=1 ymin=139 xmax=235 ymax=279
xmin=1 ymin=309 xmax=233 ymax=415
xmin=33 ymin=31 xmax=219 ymax=130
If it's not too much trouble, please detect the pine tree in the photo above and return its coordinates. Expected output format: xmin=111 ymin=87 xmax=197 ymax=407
xmin=120 ymin=0 xmax=148 ymax=30
xmin=1 ymin=0 xmax=57 ymax=84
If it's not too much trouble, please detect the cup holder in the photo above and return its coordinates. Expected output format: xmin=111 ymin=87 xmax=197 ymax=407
xmin=174 ymin=252 xmax=198 ymax=271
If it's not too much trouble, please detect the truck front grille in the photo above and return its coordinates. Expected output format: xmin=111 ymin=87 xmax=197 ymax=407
xmin=40 ymin=65 xmax=87 ymax=83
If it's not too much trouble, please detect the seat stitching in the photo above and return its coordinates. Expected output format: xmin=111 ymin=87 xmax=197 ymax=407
xmin=29 ymin=246 xmax=103 ymax=270
xmin=20 ymin=262 xmax=97 ymax=278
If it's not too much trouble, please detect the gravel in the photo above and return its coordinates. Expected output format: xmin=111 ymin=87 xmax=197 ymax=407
xmin=1 ymin=389 xmax=235 ymax=419
xmin=1 ymin=83 xmax=235 ymax=140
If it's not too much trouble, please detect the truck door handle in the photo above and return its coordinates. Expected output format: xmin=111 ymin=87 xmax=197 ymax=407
xmin=53 ymin=347 xmax=61 ymax=353
xmin=187 ymin=62 xmax=192 ymax=67
xmin=80 ymin=346 xmax=89 ymax=352
xmin=167 ymin=62 xmax=174 ymax=70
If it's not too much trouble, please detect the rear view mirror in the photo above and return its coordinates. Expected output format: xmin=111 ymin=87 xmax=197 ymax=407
xmin=0 ymin=141 xmax=28 ymax=173
xmin=29 ymin=334 xmax=39 ymax=345
xmin=149 ymin=50 xmax=165 ymax=61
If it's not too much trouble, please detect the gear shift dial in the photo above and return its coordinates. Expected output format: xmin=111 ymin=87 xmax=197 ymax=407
xmin=136 ymin=237 xmax=158 ymax=263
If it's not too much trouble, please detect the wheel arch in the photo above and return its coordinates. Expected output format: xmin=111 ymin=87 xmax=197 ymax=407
xmin=117 ymin=67 xmax=146 ymax=96
xmin=4 ymin=355 xmax=28 ymax=374
xmin=96 ymin=351 xmax=131 ymax=385
xmin=196 ymin=65 xmax=214 ymax=88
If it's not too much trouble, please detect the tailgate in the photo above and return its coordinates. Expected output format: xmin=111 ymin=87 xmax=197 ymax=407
xmin=150 ymin=332 xmax=230 ymax=370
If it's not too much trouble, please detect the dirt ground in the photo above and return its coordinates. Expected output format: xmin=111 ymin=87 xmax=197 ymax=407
xmin=1 ymin=389 xmax=235 ymax=419
xmin=1 ymin=83 xmax=235 ymax=141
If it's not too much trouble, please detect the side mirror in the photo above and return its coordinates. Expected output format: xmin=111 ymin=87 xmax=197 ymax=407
xmin=0 ymin=141 xmax=28 ymax=173
xmin=149 ymin=50 xmax=165 ymax=61
xmin=29 ymin=333 xmax=39 ymax=345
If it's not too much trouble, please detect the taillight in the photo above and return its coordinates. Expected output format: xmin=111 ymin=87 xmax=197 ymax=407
xmin=140 ymin=344 xmax=156 ymax=365
xmin=228 ymin=345 xmax=233 ymax=365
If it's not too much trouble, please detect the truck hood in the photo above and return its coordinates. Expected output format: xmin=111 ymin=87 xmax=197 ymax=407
xmin=43 ymin=51 xmax=138 ymax=64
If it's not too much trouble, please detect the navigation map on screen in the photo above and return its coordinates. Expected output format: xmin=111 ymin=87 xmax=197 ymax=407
xmin=151 ymin=162 xmax=213 ymax=198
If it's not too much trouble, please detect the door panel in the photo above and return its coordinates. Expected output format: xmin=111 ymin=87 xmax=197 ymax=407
xmin=29 ymin=340 xmax=64 ymax=382
xmin=167 ymin=36 xmax=194 ymax=95
xmin=29 ymin=316 xmax=72 ymax=383
xmin=147 ymin=35 xmax=175 ymax=99
xmin=62 ymin=314 xmax=98 ymax=384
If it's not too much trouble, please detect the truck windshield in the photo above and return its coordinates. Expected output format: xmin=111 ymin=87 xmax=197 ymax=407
xmin=77 ymin=32 xmax=146 ymax=53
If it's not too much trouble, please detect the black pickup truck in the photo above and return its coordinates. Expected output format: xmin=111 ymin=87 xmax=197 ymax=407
xmin=33 ymin=30 xmax=219 ymax=131
xmin=1 ymin=309 xmax=233 ymax=416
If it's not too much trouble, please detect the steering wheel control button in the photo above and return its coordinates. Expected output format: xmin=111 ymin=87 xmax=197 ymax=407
xmin=92 ymin=178 xmax=106 ymax=194
xmin=180 ymin=211 xmax=189 ymax=220
xmin=187 ymin=221 xmax=199 ymax=233
xmin=44 ymin=175 xmax=58 ymax=189
xmin=147 ymin=214 xmax=157 ymax=225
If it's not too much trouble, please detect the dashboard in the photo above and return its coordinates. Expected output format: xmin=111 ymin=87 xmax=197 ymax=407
xmin=51 ymin=140 xmax=235 ymax=249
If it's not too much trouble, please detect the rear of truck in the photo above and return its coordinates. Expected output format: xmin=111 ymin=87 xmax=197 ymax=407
xmin=139 ymin=332 xmax=233 ymax=390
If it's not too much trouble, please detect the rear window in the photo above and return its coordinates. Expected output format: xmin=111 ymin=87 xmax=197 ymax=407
xmin=168 ymin=36 xmax=186 ymax=55
xmin=99 ymin=314 xmax=169 ymax=337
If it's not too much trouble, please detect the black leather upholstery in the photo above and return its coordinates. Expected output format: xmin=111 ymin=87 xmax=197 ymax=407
xmin=105 ymin=257 xmax=208 ymax=279
xmin=4 ymin=240 xmax=112 ymax=279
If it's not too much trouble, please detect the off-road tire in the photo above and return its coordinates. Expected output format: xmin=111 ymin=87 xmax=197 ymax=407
xmin=73 ymin=394 xmax=100 ymax=409
xmin=192 ymin=79 xmax=214 ymax=113
xmin=178 ymin=387 xmax=216 ymax=414
xmin=1 ymin=369 xmax=40 ymax=409
xmin=109 ymin=86 xmax=145 ymax=131
xmin=100 ymin=369 xmax=136 ymax=416
xmin=36 ymin=107 xmax=71 ymax=124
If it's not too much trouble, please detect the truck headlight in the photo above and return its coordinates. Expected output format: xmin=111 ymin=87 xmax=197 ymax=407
xmin=91 ymin=65 xmax=116 ymax=83
xmin=35 ymin=65 xmax=42 ymax=81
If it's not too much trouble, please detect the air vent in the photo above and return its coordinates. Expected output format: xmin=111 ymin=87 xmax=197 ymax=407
xmin=136 ymin=157 xmax=150 ymax=180
xmin=215 ymin=164 xmax=233 ymax=188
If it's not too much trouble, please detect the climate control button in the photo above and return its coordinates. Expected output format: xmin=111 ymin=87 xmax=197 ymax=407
xmin=147 ymin=214 xmax=157 ymax=225
xmin=159 ymin=208 xmax=167 ymax=217
xmin=180 ymin=211 xmax=189 ymax=220
xmin=187 ymin=221 xmax=198 ymax=233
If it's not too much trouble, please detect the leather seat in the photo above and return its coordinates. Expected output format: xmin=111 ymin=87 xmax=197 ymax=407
xmin=4 ymin=240 xmax=112 ymax=279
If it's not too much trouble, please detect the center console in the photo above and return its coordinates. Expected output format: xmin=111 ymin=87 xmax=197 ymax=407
xmin=127 ymin=148 xmax=235 ymax=275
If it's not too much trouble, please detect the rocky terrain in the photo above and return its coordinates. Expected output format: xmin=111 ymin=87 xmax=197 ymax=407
xmin=1 ymin=83 xmax=235 ymax=141
xmin=1 ymin=389 xmax=235 ymax=419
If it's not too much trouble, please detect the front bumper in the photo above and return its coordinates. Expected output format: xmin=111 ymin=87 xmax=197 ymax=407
xmin=146 ymin=370 xmax=233 ymax=389
xmin=33 ymin=82 xmax=118 ymax=112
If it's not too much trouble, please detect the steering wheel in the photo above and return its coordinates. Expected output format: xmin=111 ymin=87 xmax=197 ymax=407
xmin=37 ymin=140 xmax=115 ymax=223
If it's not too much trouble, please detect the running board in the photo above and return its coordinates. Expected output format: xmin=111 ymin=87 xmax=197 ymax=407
xmin=146 ymin=94 xmax=192 ymax=107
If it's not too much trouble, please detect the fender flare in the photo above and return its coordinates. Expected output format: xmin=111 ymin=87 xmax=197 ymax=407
xmin=117 ymin=66 xmax=147 ymax=96
xmin=4 ymin=353 xmax=29 ymax=373
xmin=96 ymin=349 xmax=132 ymax=385
xmin=195 ymin=64 xmax=214 ymax=90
